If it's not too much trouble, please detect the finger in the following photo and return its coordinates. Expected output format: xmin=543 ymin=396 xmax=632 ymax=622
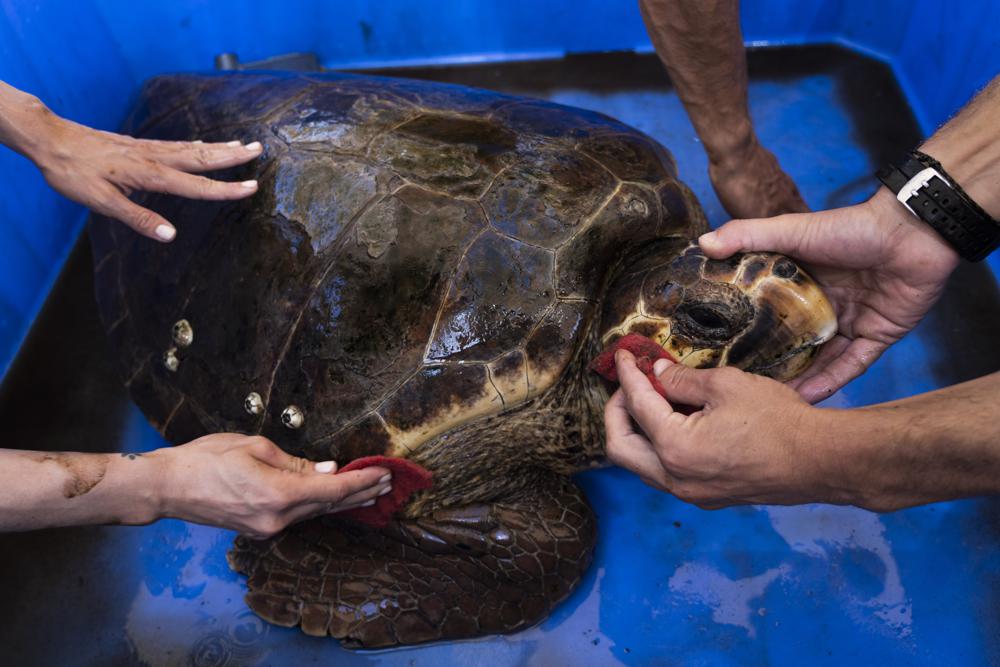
xmin=97 ymin=191 xmax=175 ymax=242
xmin=286 ymin=483 xmax=392 ymax=522
xmin=337 ymin=480 xmax=393 ymax=507
xmin=605 ymin=390 xmax=674 ymax=491
xmin=250 ymin=440 xmax=390 ymax=482
xmin=138 ymin=166 xmax=258 ymax=201
xmin=293 ymin=466 xmax=389 ymax=505
xmin=332 ymin=498 xmax=377 ymax=512
xmin=280 ymin=475 xmax=391 ymax=525
xmin=247 ymin=438 xmax=313 ymax=472
xmin=652 ymin=361 xmax=723 ymax=407
xmin=604 ymin=388 xmax=648 ymax=443
xmin=142 ymin=139 xmax=264 ymax=172
xmin=698 ymin=212 xmax=813 ymax=259
xmin=281 ymin=491 xmax=384 ymax=525
xmin=615 ymin=350 xmax=676 ymax=430
xmin=786 ymin=334 xmax=851 ymax=390
xmin=795 ymin=338 xmax=886 ymax=403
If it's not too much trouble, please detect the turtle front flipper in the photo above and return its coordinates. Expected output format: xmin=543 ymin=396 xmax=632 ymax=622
xmin=227 ymin=474 xmax=595 ymax=648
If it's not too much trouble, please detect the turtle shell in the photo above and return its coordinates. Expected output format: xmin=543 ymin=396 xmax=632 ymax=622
xmin=90 ymin=71 xmax=707 ymax=461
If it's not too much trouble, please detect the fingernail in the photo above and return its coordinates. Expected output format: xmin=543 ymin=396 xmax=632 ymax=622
xmin=192 ymin=140 xmax=204 ymax=144
xmin=378 ymin=474 xmax=391 ymax=484
xmin=699 ymin=232 xmax=718 ymax=248
xmin=314 ymin=460 xmax=336 ymax=473
xmin=361 ymin=499 xmax=376 ymax=507
xmin=245 ymin=141 xmax=262 ymax=151
xmin=155 ymin=224 xmax=176 ymax=241
xmin=653 ymin=358 xmax=673 ymax=375
xmin=226 ymin=140 xmax=242 ymax=147
xmin=378 ymin=485 xmax=393 ymax=497
xmin=240 ymin=180 xmax=258 ymax=189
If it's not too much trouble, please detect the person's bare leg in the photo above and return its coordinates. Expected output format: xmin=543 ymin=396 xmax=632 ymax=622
xmin=639 ymin=0 xmax=808 ymax=218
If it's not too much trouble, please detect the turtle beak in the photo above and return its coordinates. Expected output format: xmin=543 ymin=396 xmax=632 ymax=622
xmin=723 ymin=264 xmax=837 ymax=381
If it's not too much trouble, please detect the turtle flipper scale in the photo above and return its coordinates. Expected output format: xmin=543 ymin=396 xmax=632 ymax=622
xmin=227 ymin=474 xmax=596 ymax=648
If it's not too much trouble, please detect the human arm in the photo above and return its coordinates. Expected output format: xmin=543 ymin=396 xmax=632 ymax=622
xmin=605 ymin=350 xmax=1000 ymax=511
xmin=0 ymin=433 xmax=391 ymax=537
xmin=699 ymin=75 xmax=1000 ymax=402
xmin=637 ymin=0 xmax=807 ymax=217
xmin=0 ymin=80 xmax=263 ymax=241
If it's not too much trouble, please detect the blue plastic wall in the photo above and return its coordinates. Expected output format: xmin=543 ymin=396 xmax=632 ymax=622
xmin=0 ymin=0 xmax=997 ymax=380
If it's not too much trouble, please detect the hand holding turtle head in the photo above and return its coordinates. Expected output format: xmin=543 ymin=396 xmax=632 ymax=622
xmin=697 ymin=74 xmax=1000 ymax=402
xmin=0 ymin=80 xmax=263 ymax=242
xmin=698 ymin=186 xmax=960 ymax=403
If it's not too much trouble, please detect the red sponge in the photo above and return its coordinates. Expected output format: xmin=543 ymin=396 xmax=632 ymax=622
xmin=590 ymin=333 xmax=676 ymax=398
xmin=336 ymin=455 xmax=433 ymax=528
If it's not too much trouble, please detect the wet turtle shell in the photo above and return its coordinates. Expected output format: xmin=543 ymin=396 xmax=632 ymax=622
xmin=90 ymin=71 xmax=706 ymax=460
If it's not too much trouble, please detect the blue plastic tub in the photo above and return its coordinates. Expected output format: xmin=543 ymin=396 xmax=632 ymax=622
xmin=0 ymin=2 xmax=998 ymax=665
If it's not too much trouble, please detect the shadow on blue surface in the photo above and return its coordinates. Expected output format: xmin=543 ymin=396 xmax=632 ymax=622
xmin=0 ymin=47 xmax=998 ymax=666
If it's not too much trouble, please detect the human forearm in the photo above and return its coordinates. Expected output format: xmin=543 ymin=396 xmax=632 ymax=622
xmin=0 ymin=80 xmax=54 ymax=161
xmin=638 ymin=0 xmax=752 ymax=162
xmin=638 ymin=0 xmax=806 ymax=217
xmin=816 ymin=370 xmax=1000 ymax=511
xmin=0 ymin=449 xmax=164 ymax=530
xmin=920 ymin=75 xmax=1000 ymax=218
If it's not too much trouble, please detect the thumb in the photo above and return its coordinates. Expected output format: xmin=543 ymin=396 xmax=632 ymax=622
xmin=247 ymin=437 xmax=337 ymax=474
xmin=698 ymin=212 xmax=812 ymax=260
xmin=653 ymin=360 xmax=725 ymax=407
xmin=294 ymin=466 xmax=389 ymax=505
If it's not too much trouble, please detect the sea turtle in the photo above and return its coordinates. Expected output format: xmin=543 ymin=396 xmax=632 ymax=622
xmin=89 ymin=71 xmax=836 ymax=648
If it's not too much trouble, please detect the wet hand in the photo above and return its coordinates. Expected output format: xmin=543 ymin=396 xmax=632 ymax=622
xmin=699 ymin=187 xmax=960 ymax=402
xmin=28 ymin=110 xmax=262 ymax=241
xmin=154 ymin=434 xmax=392 ymax=538
xmin=605 ymin=350 xmax=832 ymax=509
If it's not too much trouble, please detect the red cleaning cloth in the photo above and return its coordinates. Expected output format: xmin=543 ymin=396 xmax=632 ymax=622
xmin=589 ymin=333 xmax=676 ymax=398
xmin=336 ymin=455 xmax=433 ymax=528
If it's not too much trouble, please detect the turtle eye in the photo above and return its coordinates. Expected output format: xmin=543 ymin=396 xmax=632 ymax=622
xmin=686 ymin=304 xmax=729 ymax=331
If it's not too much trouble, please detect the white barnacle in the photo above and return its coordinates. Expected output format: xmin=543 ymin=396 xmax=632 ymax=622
xmin=172 ymin=319 xmax=194 ymax=347
xmin=244 ymin=392 xmax=264 ymax=415
xmin=163 ymin=347 xmax=179 ymax=372
xmin=281 ymin=405 xmax=304 ymax=429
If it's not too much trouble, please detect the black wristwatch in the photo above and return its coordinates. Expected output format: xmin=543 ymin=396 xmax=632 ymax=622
xmin=876 ymin=151 xmax=1000 ymax=261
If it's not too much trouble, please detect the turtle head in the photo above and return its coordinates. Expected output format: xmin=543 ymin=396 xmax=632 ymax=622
xmin=600 ymin=242 xmax=836 ymax=381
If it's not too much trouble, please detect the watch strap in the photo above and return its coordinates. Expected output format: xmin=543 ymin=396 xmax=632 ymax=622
xmin=877 ymin=151 xmax=1000 ymax=262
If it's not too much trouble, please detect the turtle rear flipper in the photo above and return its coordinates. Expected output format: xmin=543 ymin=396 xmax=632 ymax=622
xmin=227 ymin=474 xmax=596 ymax=648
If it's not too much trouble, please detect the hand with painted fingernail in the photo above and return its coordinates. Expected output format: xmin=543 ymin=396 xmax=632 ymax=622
xmin=152 ymin=433 xmax=391 ymax=538
xmin=0 ymin=81 xmax=262 ymax=242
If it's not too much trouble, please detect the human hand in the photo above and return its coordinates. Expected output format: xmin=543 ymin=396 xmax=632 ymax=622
xmin=708 ymin=138 xmax=809 ymax=219
xmin=26 ymin=109 xmax=262 ymax=241
xmin=604 ymin=350 xmax=839 ymax=509
xmin=153 ymin=434 xmax=392 ymax=537
xmin=698 ymin=187 xmax=960 ymax=402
